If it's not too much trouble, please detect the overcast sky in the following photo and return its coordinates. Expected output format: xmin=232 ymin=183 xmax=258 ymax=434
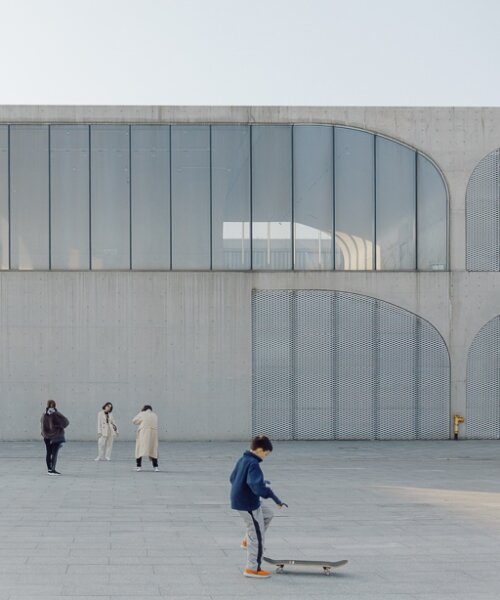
xmin=0 ymin=0 xmax=498 ymax=106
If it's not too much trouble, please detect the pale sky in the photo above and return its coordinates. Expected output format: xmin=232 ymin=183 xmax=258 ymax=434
xmin=0 ymin=0 xmax=498 ymax=106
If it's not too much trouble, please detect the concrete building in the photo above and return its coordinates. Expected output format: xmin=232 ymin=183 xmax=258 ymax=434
xmin=0 ymin=105 xmax=499 ymax=441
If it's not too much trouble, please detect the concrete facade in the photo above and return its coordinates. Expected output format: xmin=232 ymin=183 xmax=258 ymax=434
xmin=0 ymin=106 xmax=499 ymax=441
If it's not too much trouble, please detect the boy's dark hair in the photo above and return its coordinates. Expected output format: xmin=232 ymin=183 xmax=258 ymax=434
xmin=142 ymin=405 xmax=153 ymax=412
xmin=251 ymin=435 xmax=273 ymax=452
xmin=102 ymin=402 xmax=113 ymax=411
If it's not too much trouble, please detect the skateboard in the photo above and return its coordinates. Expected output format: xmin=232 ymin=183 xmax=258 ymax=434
xmin=263 ymin=556 xmax=348 ymax=575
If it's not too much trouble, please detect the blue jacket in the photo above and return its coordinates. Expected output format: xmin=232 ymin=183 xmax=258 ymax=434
xmin=230 ymin=450 xmax=282 ymax=511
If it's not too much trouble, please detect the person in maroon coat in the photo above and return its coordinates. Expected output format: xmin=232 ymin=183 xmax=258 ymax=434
xmin=41 ymin=400 xmax=69 ymax=475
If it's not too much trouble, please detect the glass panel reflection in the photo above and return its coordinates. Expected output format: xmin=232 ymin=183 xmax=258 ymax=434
xmin=131 ymin=125 xmax=170 ymax=269
xmin=91 ymin=125 xmax=130 ymax=270
xmin=211 ymin=125 xmax=250 ymax=270
xmin=376 ymin=137 xmax=416 ymax=270
xmin=417 ymin=155 xmax=447 ymax=270
xmin=334 ymin=127 xmax=375 ymax=270
xmin=171 ymin=126 xmax=211 ymax=269
xmin=252 ymin=126 xmax=292 ymax=270
xmin=0 ymin=126 xmax=8 ymax=269
xmin=51 ymin=125 xmax=90 ymax=269
xmin=293 ymin=126 xmax=333 ymax=270
xmin=10 ymin=125 xmax=49 ymax=270
xmin=0 ymin=122 xmax=448 ymax=273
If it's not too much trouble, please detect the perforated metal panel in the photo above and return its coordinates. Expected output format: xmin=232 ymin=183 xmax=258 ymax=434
xmin=252 ymin=290 xmax=294 ymax=439
xmin=295 ymin=291 xmax=335 ymax=439
xmin=416 ymin=317 xmax=452 ymax=439
xmin=466 ymin=149 xmax=500 ymax=271
xmin=252 ymin=290 xmax=450 ymax=440
xmin=377 ymin=303 xmax=418 ymax=440
xmin=466 ymin=316 xmax=500 ymax=439
xmin=336 ymin=293 xmax=376 ymax=439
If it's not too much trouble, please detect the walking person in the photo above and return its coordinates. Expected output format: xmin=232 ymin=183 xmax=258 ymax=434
xmin=229 ymin=435 xmax=287 ymax=578
xmin=41 ymin=400 xmax=69 ymax=475
xmin=95 ymin=402 xmax=119 ymax=461
xmin=132 ymin=405 xmax=159 ymax=471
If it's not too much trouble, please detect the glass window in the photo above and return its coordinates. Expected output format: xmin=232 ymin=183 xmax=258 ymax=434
xmin=252 ymin=126 xmax=292 ymax=270
xmin=171 ymin=126 xmax=211 ymax=269
xmin=376 ymin=137 xmax=416 ymax=270
xmin=10 ymin=125 xmax=49 ymax=269
xmin=90 ymin=125 xmax=130 ymax=270
xmin=334 ymin=127 xmax=375 ymax=270
xmin=293 ymin=126 xmax=333 ymax=270
xmin=211 ymin=125 xmax=250 ymax=270
xmin=0 ymin=121 xmax=448 ymax=273
xmin=50 ymin=125 xmax=90 ymax=269
xmin=131 ymin=125 xmax=170 ymax=269
xmin=417 ymin=155 xmax=447 ymax=270
xmin=0 ymin=126 xmax=8 ymax=270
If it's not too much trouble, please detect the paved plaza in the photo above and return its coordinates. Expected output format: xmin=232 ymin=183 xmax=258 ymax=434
xmin=1 ymin=440 xmax=500 ymax=599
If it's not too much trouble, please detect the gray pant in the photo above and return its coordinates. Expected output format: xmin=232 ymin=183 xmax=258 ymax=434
xmin=238 ymin=503 xmax=274 ymax=571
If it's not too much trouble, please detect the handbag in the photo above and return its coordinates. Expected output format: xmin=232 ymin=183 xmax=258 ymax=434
xmin=50 ymin=434 xmax=65 ymax=444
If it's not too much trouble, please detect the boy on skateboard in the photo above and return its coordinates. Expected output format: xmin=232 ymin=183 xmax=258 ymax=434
xmin=229 ymin=435 xmax=287 ymax=578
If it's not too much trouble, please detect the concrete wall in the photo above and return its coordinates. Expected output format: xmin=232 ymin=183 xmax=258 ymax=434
xmin=0 ymin=271 xmax=450 ymax=441
xmin=0 ymin=105 xmax=498 ymax=440
xmin=0 ymin=272 xmax=251 ymax=441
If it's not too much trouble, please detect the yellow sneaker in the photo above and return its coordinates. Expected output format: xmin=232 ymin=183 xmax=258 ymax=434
xmin=243 ymin=568 xmax=271 ymax=578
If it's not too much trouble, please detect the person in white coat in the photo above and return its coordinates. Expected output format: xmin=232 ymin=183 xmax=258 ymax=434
xmin=132 ymin=405 xmax=159 ymax=472
xmin=95 ymin=403 xmax=118 ymax=461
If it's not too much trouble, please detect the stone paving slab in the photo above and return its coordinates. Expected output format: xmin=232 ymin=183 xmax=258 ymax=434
xmin=1 ymin=440 xmax=500 ymax=599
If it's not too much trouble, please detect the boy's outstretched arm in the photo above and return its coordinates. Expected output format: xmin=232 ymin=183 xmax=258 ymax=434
xmin=247 ymin=462 xmax=287 ymax=506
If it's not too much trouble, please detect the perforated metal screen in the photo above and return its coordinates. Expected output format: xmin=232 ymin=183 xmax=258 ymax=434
xmin=252 ymin=290 xmax=450 ymax=440
xmin=466 ymin=316 xmax=500 ymax=439
xmin=466 ymin=148 xmax=500 ymax=271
